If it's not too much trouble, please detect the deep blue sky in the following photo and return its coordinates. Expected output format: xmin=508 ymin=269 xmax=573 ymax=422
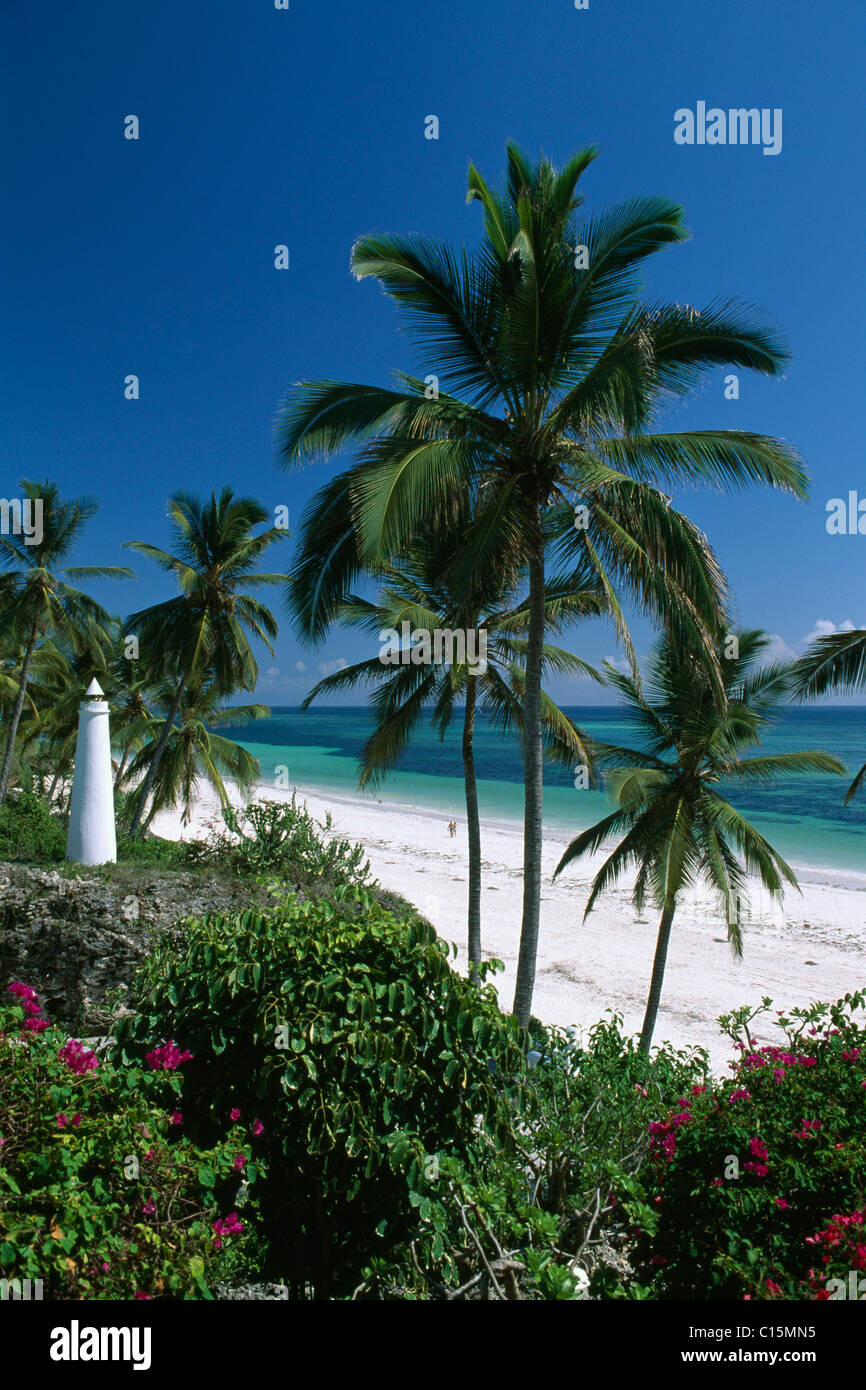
xmin=2 ymin=0 xmax=863 ymax=705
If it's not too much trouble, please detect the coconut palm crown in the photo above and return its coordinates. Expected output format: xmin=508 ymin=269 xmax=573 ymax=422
xmin=554 ymin=630 xmax=846 ymax=1050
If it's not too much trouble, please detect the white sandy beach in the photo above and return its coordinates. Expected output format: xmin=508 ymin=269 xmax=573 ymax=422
xmin=152 ymin=781 xmax=866 ymax=1073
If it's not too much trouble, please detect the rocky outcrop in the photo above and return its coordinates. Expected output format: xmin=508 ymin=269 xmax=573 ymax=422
xmin=0 ymin=862 xmax=262 ymax=1030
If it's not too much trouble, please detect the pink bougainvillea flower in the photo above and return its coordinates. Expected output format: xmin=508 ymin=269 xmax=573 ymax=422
xmin=24 ymin=1018 xmax=50 ymax=1033
xmin=793 ymin=1119 xmax=822 ymax=1139
xmin=59 ymin=1039 xmax=99 ymax=1075
xmin=776 ymin=1197 xmax=790 ymax=1209
xmin=230 ymin=1107 xmax=241 ymax=1122
xmin=169 ymin=1111 xmax=183 ymax=1125
xmin=745 ymin=1162 xmax=769 ymax=1177
xmin=56 ymin=1113 xmax=67 ymax=1128
xmin=145 ymin=1039 xmax=193 ymax=1071
xmin=133 ymin=1292 xmax=151 ymax=1300
xmin=252 ymin=1119 xmax=264 ymax=1136
xmin=141 ymin=1197 xmax=156 ymax=1216
xmin=212 ymin=1211 xmax=244 ymax=1248
xmin=232 ymin=1153 xmax=247 ymax=1172
xmin=8 ymin=982 xmax=39 ymax=1003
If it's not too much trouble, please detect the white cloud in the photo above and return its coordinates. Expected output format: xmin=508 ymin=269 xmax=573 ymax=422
xmin=318 ymin=657 xmax=347 ymax=677
xmin=761 ymin=633 xmax=796 ymax=662
xmin=802 ymin=618 xmax=862 ymax=644
xmin=603 ymin=654 xmax=632 ymax=674
xmin=266 ymin=666 xmax=280 ymax=677
xmin=294 ymin=660 xmax=308 ymax=673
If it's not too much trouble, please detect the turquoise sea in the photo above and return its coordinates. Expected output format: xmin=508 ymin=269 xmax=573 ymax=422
xmin=219 ymin=706 xmax=866 ymax=878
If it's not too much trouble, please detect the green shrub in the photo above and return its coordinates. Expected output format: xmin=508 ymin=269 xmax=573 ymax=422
xmin=0 ymin=792 xmax=66 ymax=863
xmin=112 ymin=886 xmax=524 ymax=1297
xmin=601 ymin=993 xmax=866 ymax=1300
xmin=187 ymin=796 xmax=371 ymax=892
xmin=116 ymin=834 xmax=188 ymax=867
xmin=0 ymin=982 xmax=255 ymax=1300
xmin=351 ymin=1015 xmax=708 ymax=1300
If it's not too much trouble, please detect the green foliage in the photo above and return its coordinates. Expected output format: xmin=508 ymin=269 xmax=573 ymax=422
xmin=350 ymin=1014 xmax=707 ymax=1299
xmin=0 ymin=984 xmax=252 ymax=1299
xmin=600 ymin=993 xmax=866 ymax=1300
xmin=115 ymin=834 xmax=188 ymax=867
xmin=190 ymin=795 xmax=372 ymax=891
xmin=0 ymin=792 xmax=66 ymax=863
xmin=112 ymin=888 xmax=525 ymax=1297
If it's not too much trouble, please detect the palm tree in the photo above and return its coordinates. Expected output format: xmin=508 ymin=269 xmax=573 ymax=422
xmin=124 ymin=676 xmax=268 ymax=831
xmin=17 ymin=639 xmax=104 ymax=805
xmin=275 ymin=143 xmax=808 ymax=1026
xmin=553 ymin=631 xmax=846 ymax=1051
xmin=792 ymin=629 xmax=866 ymax=801
xmin=299 ymin=528 xmax=605 ymax=973
xmin=0 ymin=479 xmax=133 ymax=807
xmin=124 ymin=488 xmax=286 ymax=839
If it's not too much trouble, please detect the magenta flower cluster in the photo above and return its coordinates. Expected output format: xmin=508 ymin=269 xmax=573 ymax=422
xmin=145 ymin=1039 xmax=193 ymax=1071
xmin=7 ymin=981 xmax=50 ymax=1033
xmin=741 ymin=1045 xmax=818 ymax=1077
xmin=59 ymin=1038 xmax=99 ymax=1075
xmin=744 ymin=1135 xmax=769 ymax=1177
xmin=648 ymin=1096 xmax=696 ymax=1162
xmin=807 ymin=1210 xmax=866 ymax=1297
xmin=211 ymin=1211 xmax=244 ymax=1250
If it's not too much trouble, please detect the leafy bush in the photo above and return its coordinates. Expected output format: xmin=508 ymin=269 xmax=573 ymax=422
xmin=601 ymin=993 xmax=866 ymax=1300
xmin=0 ymin=792 xmax=66 ymax=863
xmin=0 ymin=982 xmax=256 ymax=1299
xmin=350 ymin=1015 xmax=708 ymax=1300
xmin=112 ymin=886 xmax=525 ymax=1297
xmin=116 ymin=834 xmax=188 ymax=867
xmin=180 ymin=796 xmax=371 ymax=895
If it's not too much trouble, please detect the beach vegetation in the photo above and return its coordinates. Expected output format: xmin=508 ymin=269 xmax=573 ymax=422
xmin=598 ymin=993 xmax=866 ymax=1300
xmin=0 ymin=980 xmax=249 ymax=1300
xmin=792 ymin=627 xmax=866 ymax=802
xmin=276 ymin=141 xmax=808 ymax=1028
xmin=554 ymin=630 xmax=846 ymax=1050
xmin=113 ymin=890 xmax=524 ymax=1298
xmin=295 ymin=523 xmax=604 ymax=972
xmin=0 ymin=479 xmax=133 ymax=810
xmin=123 ymin=488 xmax=286 ymax=839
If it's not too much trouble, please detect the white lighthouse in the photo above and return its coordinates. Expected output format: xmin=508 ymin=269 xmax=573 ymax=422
xmin=66 ymin=678 xmax=117 ymax=865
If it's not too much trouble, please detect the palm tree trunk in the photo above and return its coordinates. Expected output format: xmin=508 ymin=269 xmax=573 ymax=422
xmin=47 ymin=769 xmax=62 ymax=802
xmin=141 ymin=798 xmax=160 ymax=836
xmin=113 ymin=746 xmax=130 ymax=791
xmin=462 ymin=677 xmax=482 ymax=982
xmin=639 ymin=897 xmax=677 ymax=1054
xmin=512 ymin=520 xmax=546 ymax=1029
xmin=0 ymin=621 xmax=39 ymax=808
xmin=127 ymin=676 xmax=188 ymax=839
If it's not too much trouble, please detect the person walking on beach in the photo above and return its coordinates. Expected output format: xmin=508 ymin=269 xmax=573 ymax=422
xmin=448 ymin=820 xmax=457 ymax=838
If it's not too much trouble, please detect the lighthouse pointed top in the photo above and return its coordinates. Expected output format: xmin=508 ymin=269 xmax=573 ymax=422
xmin=85 ymin=678 xmax=104 ymax=698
